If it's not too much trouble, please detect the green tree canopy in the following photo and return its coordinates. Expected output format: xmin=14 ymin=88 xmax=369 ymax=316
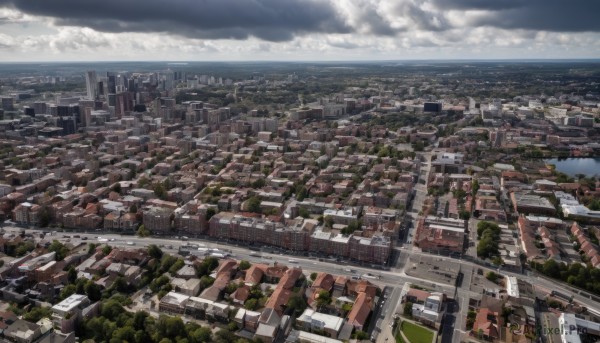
xmin=23 ymin=306 xmax=52 ymax=323
xmin=246 ymin=196 xmax=261 ymax=213
xmin=148 ymin=244 xmax=163 ymax=259
xmin=48 ymin=240 xmax=69 ymax=260
xmin=239 ymin=260 xmax=251 ymax=270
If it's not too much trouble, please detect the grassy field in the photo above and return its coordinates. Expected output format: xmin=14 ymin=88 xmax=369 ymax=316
xmin=396 ymin=332 xmax=406 ymax=343
xmin=400 ymin=321 xmax=434 ymax=343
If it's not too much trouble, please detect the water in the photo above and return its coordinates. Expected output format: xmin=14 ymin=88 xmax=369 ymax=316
xmin=544 ymin=158 xmax=600 ymax=178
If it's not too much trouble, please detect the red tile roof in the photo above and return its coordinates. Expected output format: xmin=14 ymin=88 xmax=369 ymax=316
xmin=245 ymin=263 xmax=267 ymax=285
xmin=473 ymin=308 xmax=500 ymax=339
xmin=312 ymin=273 xmax=334 ymax=292
xmin=347 ymin=292 xmax=372 ymax=329
xmin=264 ymin=286 xmax=292 ymax=316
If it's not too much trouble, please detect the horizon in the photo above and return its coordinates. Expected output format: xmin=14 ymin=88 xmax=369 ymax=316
xmin=2 ymin=58 xmax=600 ymax=64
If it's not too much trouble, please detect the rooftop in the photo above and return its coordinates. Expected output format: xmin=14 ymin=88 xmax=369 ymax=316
xmin=52 ymin=294 xmax=88 ymax=313
xmin=160 ymin=291 xmax=190 ymax=306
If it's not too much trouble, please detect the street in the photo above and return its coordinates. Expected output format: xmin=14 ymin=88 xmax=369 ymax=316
xmin=5 ymin=201 xmax=600 ymax=343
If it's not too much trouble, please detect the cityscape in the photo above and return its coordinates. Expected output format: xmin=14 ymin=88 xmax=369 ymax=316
xmin=1 ymin=2 xmax=600 ymax=343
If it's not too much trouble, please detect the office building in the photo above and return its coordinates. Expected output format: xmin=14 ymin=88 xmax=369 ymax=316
xmin=85 ymin=71 xmax=98 ymax=100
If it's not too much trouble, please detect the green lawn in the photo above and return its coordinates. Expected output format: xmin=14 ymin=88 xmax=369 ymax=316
xmin=401 ymin=321 xmax=434 ymax=343
xmin=396 ymin=332 xmax=406 ymax=343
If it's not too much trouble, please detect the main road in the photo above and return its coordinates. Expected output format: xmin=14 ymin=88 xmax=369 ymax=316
xmin=6 ymin=212 xmax=600 ymax=343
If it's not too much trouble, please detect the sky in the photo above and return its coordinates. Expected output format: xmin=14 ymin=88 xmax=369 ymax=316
xmin=0 ymin=0 xmax=599 ymax=62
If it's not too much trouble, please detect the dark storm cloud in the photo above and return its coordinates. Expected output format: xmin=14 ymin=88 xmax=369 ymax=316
xmin=355 ymin=2 xmax=396 ymax=36
xmin=0 ymin=0 xmax=351 ymax=41
xmin=395 ymin=2 xmax=450 ymax=32
xmin=432 ymin=0 xmax=600 ymax=32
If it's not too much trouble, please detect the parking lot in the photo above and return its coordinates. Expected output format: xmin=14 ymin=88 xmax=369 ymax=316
xmin=405 ymin=255 xmax=461 ymax=285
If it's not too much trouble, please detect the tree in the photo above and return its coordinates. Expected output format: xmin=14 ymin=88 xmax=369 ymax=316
xmin=137 ymin=225 xmax=150 ymax=237
xmin=159 ymin=255 xmax=179 ymax=274
xmin=48 ymin=240 xmax=69 ymax=260
xmin=129 ymin=204 xmax=138 ymax=213
xmin=324 ymin=216 xmax=334 ymax=228
xmin=113 ymin=326 xmax=136 ymax=342
xmin=38 ymin=206 xmax=52 ymax=227
xmin=486 ymin=271 xmax=500 ymax=284
xmin=472 ymin=179 xmax=480 ymax=195
xmin=189 ymin=327 xmax=212 ymax=343
xmin=296 ymin=186 xmax=308 ymax=201
xmin=169 ymin=259 xmax=185 ymax=275
xmin=137 ymin=176 xmax=150 ymax=188
xmin=148 ymin=244 xmax=163 ymax=259
xmin=459 ymin=209 xmax=471 ymax=220
xmin=315 ymin=290 xmax=331 ymax=308
xmin=112 ymin=183 xmax=122 ymax=194
xmin=199 ymin=276 xmax=215 ymax=290
xmin=477 ymin=234 xmax=499 ymax=259
xmin=224 ymin=282 xmax=239 ymax=295
xmin=542 ymin=259 xmax=561 ymax=279
xmin=101 ymin=298 xmax=126 ymax=318
xmin=299 ymin=207 xmax=310 ymax=219
xmin=153 ymin=182 xmax=167 ymax=200
xmin=244 ymin=298 xmax=258 ymax=310
xmin=67 ymin=266 xmax=78 ymax=284
xmin=150 ymin=275 xmax=171 ymax=294
xmin=467 ymin=310 xmax=477 ymax=329
xmin=214 ymin=328 xmax=237 ymax=343
xmin=342 ymin=220 xmax=361 ymax=235
xmin=239 ymin=260 xmax=251 ymax=270
xmin=404 ymin=302 xmax=413 ymax=317
xmin=205 ymin=208 xmax=216 ymax=221
xmin=85 ymin=281 xmax=102 ymax=301
xmin=413 ymin=141 xmax=424 ymax=152
xmin=287 ymin=294 xmax=307 ymax=316
xmin=310 ymin=272 xmax=318 ymax=281
xmin=355 ymin=331 xmax=369 ymax=340
xmin=102 ymin=245 xmax=112 ymax=256
xmin=12 ymin=241 xmax=35 ymax=257
xmin=87 ymin=243 xmax=98 ymax=255
xmin=492 ymin=256 xmax=504 ymax=266
xmin=23 ymin=306 xmax=52 ymax=322
xmin=60 ymin=284 xmax=76 ymax=300
xmin=453 ymin=189 xmax=467 ymax=200
xmin=251 ymin=178 xmax=266 ymax=189
xmin=477 ymin=221 xmax=501 ymax=239
xmin=246 ymin=196 xmax=261 ymax=213
xmin=156 ymin=315 xmax=186 ymax=340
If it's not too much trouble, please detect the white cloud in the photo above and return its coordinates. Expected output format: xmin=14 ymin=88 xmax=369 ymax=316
xmin=0 ymin=1 xmax=599 ymax=61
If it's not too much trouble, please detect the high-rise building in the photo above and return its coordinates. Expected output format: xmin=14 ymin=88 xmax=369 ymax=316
xmin=115 ymin=92 xmax=134 ymax=118
xmin=161 ymin=70 xmax=175 ymax=91
xmin=1 ymin=97 xmax=14 ymax=111
xmin=85 ymin=71 xmax=98 ymax=100
xmin=106 ymin=72 xmax=117 ymax=94
xmin=423 ymin=102 xmax=443 ymax=113
xmin=33 ymin=101 xmax=47 ymax=114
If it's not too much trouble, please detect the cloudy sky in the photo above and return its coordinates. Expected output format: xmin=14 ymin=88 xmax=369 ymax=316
xmin=0 ymin=0 xmax=599 ymax=61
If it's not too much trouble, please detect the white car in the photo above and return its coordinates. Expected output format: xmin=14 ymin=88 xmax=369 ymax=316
xmin=126 ymin=241 xmax=135 ymax=246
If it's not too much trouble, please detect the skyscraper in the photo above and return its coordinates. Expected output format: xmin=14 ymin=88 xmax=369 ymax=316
xmin=106 ymin=72 xmax=116 ymax=94
xmin=85 ymin=71 xmax=98 ymax=100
